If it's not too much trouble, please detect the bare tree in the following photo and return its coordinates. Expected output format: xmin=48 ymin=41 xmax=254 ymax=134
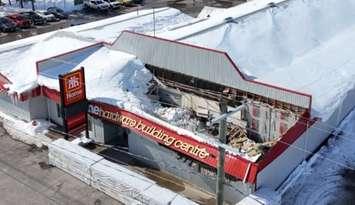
xmin=31 ymin=0 xmax=35 ymax=10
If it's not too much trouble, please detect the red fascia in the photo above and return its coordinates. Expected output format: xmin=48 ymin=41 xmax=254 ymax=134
xmin=256 ymin=113 xmax=318 ymax=171
xmin=67 ymin=112 xmax=86 ymax=130
xmin=41 ymin=86 xmax=61 ymax=103
xmin=89 ymin=100 xmax=259 ymax=183
xmin=116 ymin=31 xmax=313 ymax=111
xmin=18 ymin=86 xmax=60 ymax=102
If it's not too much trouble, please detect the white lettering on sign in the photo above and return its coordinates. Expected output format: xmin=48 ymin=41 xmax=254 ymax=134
xmin=67 ymin=75 xmax=80 ymax=90
xmin=88 ymin=104 xmax=210 ymax=159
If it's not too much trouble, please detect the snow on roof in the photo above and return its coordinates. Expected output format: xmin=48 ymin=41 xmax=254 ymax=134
xmin=158 ymin=0 xmax=355 ymax=121
xmin=77 ymin=7 xmax=194 ymax=43
xmin=38 ymin=45 xmax=155 ymax=113
xmin=0 ymin=6 xmax=193 ymax=92
xmin=0 ymin=32 xmax=95 ymax=94
xmin=0 ymin=7 xmax=193 ymax=53
xmin=37 ymin=41 xmax=260 ymax=161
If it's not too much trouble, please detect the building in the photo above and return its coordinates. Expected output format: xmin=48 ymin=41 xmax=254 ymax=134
xmin=1 ymin=0 xmax=355 ymax=204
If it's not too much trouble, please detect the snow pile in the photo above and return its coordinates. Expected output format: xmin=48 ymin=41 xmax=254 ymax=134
xmin=37 ymin=45 xmax=156 ymax=113
xmin=48 ymin=139 xmax=198 ymax=205
xmin=0 ymin=111 xmax=52 ymax=146
xmin=158 ymin=0 xmax=355 ymax=121
xmin=280 ymin=109 xmax=355 ymax=204
xmin=155 ymin=107 xmax=198 ymax=131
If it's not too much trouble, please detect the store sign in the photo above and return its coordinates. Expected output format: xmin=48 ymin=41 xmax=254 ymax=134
xmin=88 ymin=103 xmax=210 ymax=159
xmin=60 ymin=68 xmax=86 ymax=107
xmin=88 ymin=101 xmax=260 ymax=184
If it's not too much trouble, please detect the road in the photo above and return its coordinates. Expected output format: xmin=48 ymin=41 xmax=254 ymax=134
xmin=0 ymin=123 xmax=122 ymax=205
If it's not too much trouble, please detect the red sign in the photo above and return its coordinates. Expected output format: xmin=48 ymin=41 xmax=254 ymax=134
xmin=88 ymin=101 xmax=259 ymax=183
xmin=60 ymin=68 xmax=86 ymax=106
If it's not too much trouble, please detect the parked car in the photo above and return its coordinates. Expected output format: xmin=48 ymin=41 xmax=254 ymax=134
xmin=36 ymin=10 xmax=60 ymax=22
xmin=0 ymin=17 xmax=17 ymax=32
xmin=47 ymin=7 xmax=68 ymax=19
xmin=103 ymin=0 xmax=121 ymax=9
xmin=84 ymin=0 xmax=110 ymax=11
xmin=118 ymin=0 xmax=132 ymax=5
xmin=6 ymin=14 xmax=33 ymax=28
xmin=20 ymin=11 xmax=47 ymax=25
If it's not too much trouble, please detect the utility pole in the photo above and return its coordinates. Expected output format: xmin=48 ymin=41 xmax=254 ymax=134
xmin=216 ymin=100 xmax=227 ymax=205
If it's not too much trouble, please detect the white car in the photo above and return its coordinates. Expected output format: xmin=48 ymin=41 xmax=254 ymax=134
xmin=104 ymin=0 xmax=121 ymax=9
xmin=84 ymin=0 xmax=110 ymax=11
xmin=36 ymin=10 xmax=59 ymax=22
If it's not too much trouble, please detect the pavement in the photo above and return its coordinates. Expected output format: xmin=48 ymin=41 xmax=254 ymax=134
xmin=0 ymin=123 xmax=123 ymax=205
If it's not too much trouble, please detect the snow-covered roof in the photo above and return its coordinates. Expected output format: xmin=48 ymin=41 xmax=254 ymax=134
xmin=0 ymin=32 xmax=95 ymax=94
xmin=0 ymin=7 xmax=194 ymax=94
xmin=156 ymin=0 xmax=355 ymax=121
xmin=38 ymin=44 xmax=155 ymax=113
xmin=36 ymin=35 xmax=260 ymax=162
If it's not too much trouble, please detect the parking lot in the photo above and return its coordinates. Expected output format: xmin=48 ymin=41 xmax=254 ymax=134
xmin=0 ymin=0 xmax=246 ymax=44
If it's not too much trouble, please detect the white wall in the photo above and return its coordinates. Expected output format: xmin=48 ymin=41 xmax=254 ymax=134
xmin=0 ymin=93 xmax=31 ymax=121
xmin=47 ymin=99 xmax=63 ymax=126
xmin=29 ymin=96 xmax=48 ymax=120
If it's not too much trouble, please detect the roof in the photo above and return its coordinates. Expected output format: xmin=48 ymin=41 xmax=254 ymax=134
xmin=0 ymin=7 xmax=194 ymax=94
xmin=0 ymin=32 xmax=95 ymax=94
xmin=38 ymin=44 xmax=154 ymax=113
xmin=154 ymin=0 xmax=355 ymax=121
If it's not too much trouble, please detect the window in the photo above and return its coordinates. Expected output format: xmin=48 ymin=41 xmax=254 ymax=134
xmin=56 ymin=104 xmax=62 ymax=118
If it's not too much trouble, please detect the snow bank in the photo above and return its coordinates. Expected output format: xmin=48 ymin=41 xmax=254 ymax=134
xmin=48 ymin=139 xmax=198 ymax=205
xmin=0 ymin=111 xmax=52 ymax=147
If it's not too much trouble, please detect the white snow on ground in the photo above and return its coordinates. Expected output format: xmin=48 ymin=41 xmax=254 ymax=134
xmin=159 ymin=0 xmax=355 ymax=121
xmin=0 ymin=110 xmax=52 ymax=136
xmin=278 ymin=108 xmax=355 ymax=204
